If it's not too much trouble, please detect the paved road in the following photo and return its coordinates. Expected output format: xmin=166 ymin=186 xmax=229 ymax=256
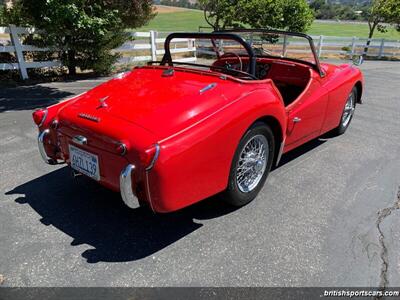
xmin=0 ymin=61 xmax=399 ymax=287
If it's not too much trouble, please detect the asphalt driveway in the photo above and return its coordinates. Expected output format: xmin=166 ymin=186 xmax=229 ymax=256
xmin=0 ymin=61 xmax=399 ymax=287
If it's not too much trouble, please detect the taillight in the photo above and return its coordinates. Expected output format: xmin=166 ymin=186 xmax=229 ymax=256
xmin=140 ymin=144 xmax=160 ymax=170
xmin=32 ymin=109 xmax=48 ymax=126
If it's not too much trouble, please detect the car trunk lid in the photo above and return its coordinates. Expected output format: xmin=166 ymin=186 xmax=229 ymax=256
xmin=59 ymin=67 xmax=249 ymax=139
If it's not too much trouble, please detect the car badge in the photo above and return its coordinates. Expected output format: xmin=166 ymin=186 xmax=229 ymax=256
xmin=97 ymin=96 xmax=109 ymax=109
xmin=78 ymin=113 xmax=100 ymax=123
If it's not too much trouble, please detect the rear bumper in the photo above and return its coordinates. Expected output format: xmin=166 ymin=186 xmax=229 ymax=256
xmin=38 ymin=130 xmax=140 ymax=209
xmin=120 ymin=164 xmax=140 ymax=209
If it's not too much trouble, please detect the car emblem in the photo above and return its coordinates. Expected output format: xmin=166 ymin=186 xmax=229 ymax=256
xmin=97 ymin=96 xmax=109 ymax=109
xmin=78 ymin=113 xmax=100 ymax=123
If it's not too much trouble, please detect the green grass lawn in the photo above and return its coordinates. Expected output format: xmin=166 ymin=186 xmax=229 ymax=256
xmin=138 ymin=10 xmax=400 ymax=40
xmin=309 ymin=22 xmax=400 ymax=39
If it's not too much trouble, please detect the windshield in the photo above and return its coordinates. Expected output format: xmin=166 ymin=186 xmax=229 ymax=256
xmin=238 ymin=31 xmax=316 ymax=64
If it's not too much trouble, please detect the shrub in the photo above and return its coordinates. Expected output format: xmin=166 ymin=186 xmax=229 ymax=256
xmin=6 ymin=0 xmax=155 ymax=75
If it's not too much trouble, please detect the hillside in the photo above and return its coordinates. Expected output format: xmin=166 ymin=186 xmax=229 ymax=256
xmin=141 ymin=6 xmax=400 ymax=39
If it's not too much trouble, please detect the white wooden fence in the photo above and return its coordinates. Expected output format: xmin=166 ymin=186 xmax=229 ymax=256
xmin=196 ymin=35 xmax=400 ymax=59
xmin=115 ymin=30 xmax=197 ymax=65
xmin=313 ymin=35 xmax=400 ymax=58
xmin=1 ymin=25 xmax=399 ymax=80
xmin=0 ymin=25 xmax=61 ymax=80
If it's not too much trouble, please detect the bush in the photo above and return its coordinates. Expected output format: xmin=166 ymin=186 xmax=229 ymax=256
xmin=0 ymin=5 xmax=4 ymax=25
xmin=6 ymin=0 xmax=155 ymax=75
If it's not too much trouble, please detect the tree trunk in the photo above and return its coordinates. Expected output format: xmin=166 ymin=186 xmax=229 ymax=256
xmin=364 ymin=21 xmax=377 ymax=57
xmin=67 ymin=49 xmax=76 ymax=76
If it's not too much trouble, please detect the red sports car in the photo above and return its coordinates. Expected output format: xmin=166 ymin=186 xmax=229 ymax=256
xmin=33 ymin=30 xmax=364 ymax=213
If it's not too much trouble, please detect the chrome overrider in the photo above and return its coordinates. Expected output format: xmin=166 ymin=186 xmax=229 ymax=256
xmin=120 ymin=144 xmax=160 ymax=209
xmin=37 ymin=129 xmax=64 ymax=165
xmin=120 ymin=164 xmax=140 ymax=209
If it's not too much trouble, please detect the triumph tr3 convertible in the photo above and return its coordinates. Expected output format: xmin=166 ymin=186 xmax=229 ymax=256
xmin=33 ymin=29 xmax=364 ymax=213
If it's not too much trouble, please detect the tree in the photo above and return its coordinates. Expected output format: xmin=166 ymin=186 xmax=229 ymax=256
xmin=199 ymin=0 xmax=241 ymax=31
xmin=6 ymin=0 xmax=155 ymax=75
xmin=199 ymin=0 xmax=314 ymax=32
xmin=364 ymin=0 xmax=400 ymax=55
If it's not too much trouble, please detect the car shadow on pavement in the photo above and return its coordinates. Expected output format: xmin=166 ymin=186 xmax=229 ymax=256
xmin=0 ymin=85 xmax=73 ymax=112
xmin=6 ymin=167 xmax=237 ymax=263
xmin=274 ymin=138 xmax=327 ymax=169
xmin=6 ymin=137 xmax=329 ymax=264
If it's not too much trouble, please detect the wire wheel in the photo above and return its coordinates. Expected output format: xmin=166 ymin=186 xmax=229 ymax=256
xmin=341 ymin=91 xmax=355 ymax=128
xmin=236 ymin=134 xmax=269 ymax=193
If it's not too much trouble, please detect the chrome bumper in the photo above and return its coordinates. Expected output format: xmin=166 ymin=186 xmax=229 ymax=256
xmin=120 ymin=164 xmax=140 ymax=209
xmin=38 ymin=129 xmax=59 ymax=165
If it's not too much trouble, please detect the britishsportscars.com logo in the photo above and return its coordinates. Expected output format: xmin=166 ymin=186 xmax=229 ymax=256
xmin=323 ymin=289 xmax=400 ymax=298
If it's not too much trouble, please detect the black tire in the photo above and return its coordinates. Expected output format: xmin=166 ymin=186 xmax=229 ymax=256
xmin=333 ymin=86 xmax=357 ymax=136
xmin=223 ymin=122 xmax=275 ymax=207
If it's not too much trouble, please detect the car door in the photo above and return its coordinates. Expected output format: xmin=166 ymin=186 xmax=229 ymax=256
xmin=284 ymin=72 xmax=330 ymax=152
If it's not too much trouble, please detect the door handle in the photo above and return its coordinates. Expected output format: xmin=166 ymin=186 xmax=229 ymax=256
xmin=293 ymin=117 xmax=302 ymax=123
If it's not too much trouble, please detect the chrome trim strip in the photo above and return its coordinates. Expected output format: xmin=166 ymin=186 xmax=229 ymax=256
xmin=145 ymin=171 xmax=155 ymax=212
xmin=37 ymin=109 xmax=48 ymax=127
xmin=200 ymin=83 xmax=217 ymax=94
xmin=145 ymin=144 xmax=161 ymax=212
xmin=38 ymin=129 xmax=59 ymax=165
xmin=275 ymin=138 xmax=285 ymax=167
xmin=120 ymin=164 xmax=140 ymax=209
xmin=146 ymin=144 xmax=161 ymax=171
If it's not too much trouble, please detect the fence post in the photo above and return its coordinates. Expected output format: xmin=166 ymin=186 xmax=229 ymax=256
xmin=350 ymin=36 xmax=356 ymax=56
xmin=282 ymin=34 xmax=288 ymax=57
xmin=150 ymin=30 xmax=157 ymax=61
xmin=9 ymin=24 xmax=28 ymax=80
xmin=378 ymin=38 xmax=385 ymax=59
xmin=249 ymin=32 xmax=254 ymax=47
xmin=317 ymin=35 xmax=324 ymax=58
xmin=187 ymin=38 xmax=196 ymax=61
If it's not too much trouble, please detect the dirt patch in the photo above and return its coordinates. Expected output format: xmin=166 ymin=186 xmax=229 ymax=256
xmin=155 ymin=5 xmax=196 ymax=14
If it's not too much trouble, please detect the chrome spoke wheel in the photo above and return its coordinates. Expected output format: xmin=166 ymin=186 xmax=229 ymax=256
xmin=341 ymin=92 xmax=355 ymax=128
xmin=236 ymin=134 xmax=268 ymax=193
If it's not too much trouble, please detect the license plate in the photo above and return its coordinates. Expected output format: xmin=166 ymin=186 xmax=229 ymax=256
xmin=69 ymin=144 xmax=100 ymax=181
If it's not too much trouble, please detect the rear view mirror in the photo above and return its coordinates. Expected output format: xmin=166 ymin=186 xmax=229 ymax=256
xmin=352 ymin=55 xmax=364 ymax=66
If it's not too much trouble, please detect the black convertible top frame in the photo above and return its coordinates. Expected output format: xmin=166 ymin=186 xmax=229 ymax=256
xmin=161 ymin=32 xmax=257 ymax=77
xmin=161 ymin=29 xmax=325 ymax=78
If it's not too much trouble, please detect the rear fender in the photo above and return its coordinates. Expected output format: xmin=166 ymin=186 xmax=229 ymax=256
xmin=148 ymin=87 xmax=286 ymax=213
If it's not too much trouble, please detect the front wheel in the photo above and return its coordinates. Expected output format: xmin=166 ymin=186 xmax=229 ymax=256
xmin=223 ymin=123 xmax=275 ymax=207
xmin=333 ymin=87 xmax=357 ymax=135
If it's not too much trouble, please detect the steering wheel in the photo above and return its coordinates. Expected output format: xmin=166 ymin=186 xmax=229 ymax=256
xmin=220 ymin=52 xmax=243 ymax=72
